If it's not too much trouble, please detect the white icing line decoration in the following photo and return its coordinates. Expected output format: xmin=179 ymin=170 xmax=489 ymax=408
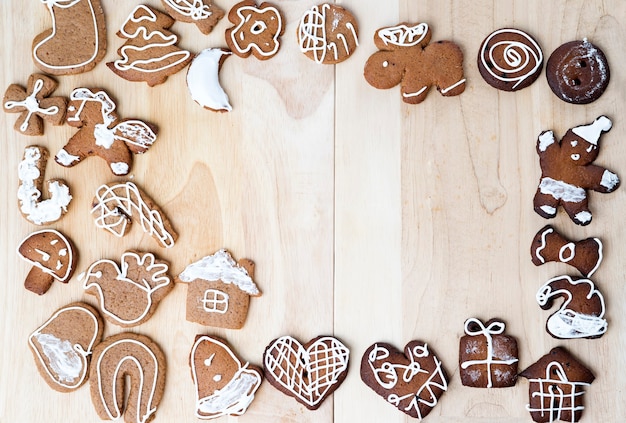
xmin=113 ymin=5 xmax=191 ymax=74
xmin=163 ymin=0 xmax=212 ymax=20
xmin=298 ymin=4 xmax=358 ymax=64
xmin=91 ymin=182 xmax=176 ymax=248
xmin=378 ymin=23 xmax=428 ymax=47
xmin=4 ymin=79 xmax=60 ymax=132
xmin=536 ymin=275 xmax=607 ymax=339
xmin=460 ymin=318 xmax=518 ymax=388
xmin=33 ymin=0 xmax=102 ymax=71
xmin=480 ymin=29 xmax=543 ymax=89
xmin=191 ymin=336 xmax=262 ymax=418
xmin=18 ymin=146 xmax=72 ymax=225
xmin=94 ymin=337 xmax=161 ymax=423
xmin=81 ymin=252 xmax=171 ymax=326
xmin=28 ymin=305 xmax=100 ymax=389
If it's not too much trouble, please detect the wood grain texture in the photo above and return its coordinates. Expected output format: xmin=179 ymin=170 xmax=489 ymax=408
xmin=1 ymin=0 xmax=625 ymax=422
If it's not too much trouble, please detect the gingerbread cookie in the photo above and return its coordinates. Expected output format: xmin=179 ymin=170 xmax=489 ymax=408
xmin=187 ymin=48 xmax=233 ymax=112
xmin=190 ymin=335 xmax=263 ymax=419
xmin=56 ymin=87 xmax=158 ymax=176
xmin=531 ymin=225 xmax=603 ymax=277
xmin=33 ymin=0 xmax=107 ymax=75
xmin=17 ymin=229 xmax=77 ymax=295
xmin=226 ymin=1 xmax=284 ymax=60
xmin=108 ymin=5 xmax=192 ymax=87
xmin=89 ymin=332 xmax=166 ymax=423
xmin=520 ymin=347 xmax=595 ymax=423
xmin=3 ymin=74 xmax=66 ymax=135
xmin=297 ymin=3 xmax=359 ymax=64
xmin=536 ymin=275 xmax=607 ymax=339
xmin=91 ymin=181 xmax=177 ymax=249
xmin=459 ymin=318 xmax=518 ymax=388
xmin=546 ymin=39 xmax=610 ymax=104
xmin=477 ymin=28 xmax=543 ymax=91
xmin=534 ymin=115 xmax=619 ymax=225
xmin=360 ymin=340 xmax=448 ymax=419
xmin=81 ymin=251 xmax=173 ymax=327
xmin=364 ymin=23 xmax=466 ymax=104
xmin=161 ymin=0 xmax=224 ymax=34
xmin=29 ymin=302 xmax=103 ymax=392
xmin=178 ymin=249 xmax=260 ymax=328
xmin=18 ymin=146 xmax=72 ymax=226
xmin=263 ymin=335 xmax=349 ymax=410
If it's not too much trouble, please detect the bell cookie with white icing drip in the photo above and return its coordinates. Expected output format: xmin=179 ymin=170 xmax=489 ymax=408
xmin=297 ymin=3 xmax=359 ymax=64
xmin=161 ymin=0 xmax=225 ymax=35
xmin=225 ymin=0 xmax=285 ymax=60
xmin=107 ymin=5 xmax=192 ymax=87
xmin=459 ymin=317 xmax=518 ymax=388
xmin=3 ymin=74 xmax=67 ymax=136
xmin=190 ymin=335 xmax=263 ymax=419
xmin=546 ymin=39 xmax=610 ymax=104
xmin=477 ymin=28 xmax=543 ymax=91
xmin=28 ymin=302 xmax=104 ymax=392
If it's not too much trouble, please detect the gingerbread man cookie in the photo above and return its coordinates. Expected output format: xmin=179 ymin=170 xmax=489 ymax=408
xmin=56 ymin=87 xmax=158 ymax=176
xmin=226 ymin=0 xmax=284 ymax=60
xmin=534 ymin=115 xmax=619 ymax=225
xmin=364 ymin=23 xmax=466 ymax=104
xmin=3 ymin=74 xmax=66 ymax=135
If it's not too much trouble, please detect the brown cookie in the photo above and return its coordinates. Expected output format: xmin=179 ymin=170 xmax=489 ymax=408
xmin=17 ymin=229 xmax=77 ymax=295
xmin=297 ymin=3 xmax=359 ymax=64
xmin=364 ymin=23 xmax=466 ymax=104
xmin=89 ymin=332 xmax=166 ymax=423
xmin=56 ymin=87 xmax=158 ymax=176
xmin=190 ymin=335 xmax=263 ymax=419
xmin=226 ymin=0 xmax=284 ymax=60
xmin=32 ymin=0 xmax=107 ymax=75
xmin=91 ymin=181 xmax=178 ymax=249
xmin=264 ymin=335 xmax=349 ymax=410
xmin=28 ymin=302 xmax=103 ymax=392
xmin=531 ymin=225 xmax=603 ymax=277
xmin=546 ymin=39 xmax=610 ymax=104
xmin=178 ymin=249 xmax=260 ymax=328
xmin=360 ymin=340 xmax=448 ymax=419
xmin=477 ymin=28 xmax=543 ymax=91
xmin=107 ymin=5 xmax=192 ymax=87
xmin=534 ymin=115 xmax=619 ymax=225
xmin=161 ymin=0 xmax=224 ymax=34
xmin=520 ymin=347 xmax=595 ymax=423
xmin=81 ymin=251 xmax=173 ymax=327
xmin=186 ymin=48 xmax=233 ymax=112
xmin=3 ymin=74 xmax=67 ymax=135
xmin=459 ymin=318 xmax=518 ymax=388
xmin=18 ymin=146 xmax=72 ymax=226
xmin=536 ymin=275 xmax=607 ymax=339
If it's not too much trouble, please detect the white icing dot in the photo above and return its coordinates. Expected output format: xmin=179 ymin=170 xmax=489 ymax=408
xmin=213 ymin=374 xmax=222 ymax=382
xmin=382 ymin=61 xmax=389 ymax=68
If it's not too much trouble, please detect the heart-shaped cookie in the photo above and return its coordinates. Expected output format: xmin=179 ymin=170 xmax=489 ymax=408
xmin=263 ymin=335 xmax=350 ymax=410
xmin=360 ymin=341 xmax=448 ymax=419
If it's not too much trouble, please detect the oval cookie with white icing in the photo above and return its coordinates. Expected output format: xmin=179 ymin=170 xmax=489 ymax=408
xmin=29 ymin=302 xmax=103 ymax=392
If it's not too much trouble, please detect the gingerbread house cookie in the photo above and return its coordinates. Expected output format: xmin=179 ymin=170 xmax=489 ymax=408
xmin=178 ymin=249 xmax=261 ymax=329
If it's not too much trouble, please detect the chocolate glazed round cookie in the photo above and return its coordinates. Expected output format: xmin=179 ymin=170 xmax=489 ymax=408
xmin=546 ymin=39 xmax=610 ymax=104
xmin=478 ymin=28 xmax=543 ymax=91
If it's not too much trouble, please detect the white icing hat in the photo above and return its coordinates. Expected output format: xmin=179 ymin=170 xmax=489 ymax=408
xmin=572 ymin=115 xmax=612 ymax=146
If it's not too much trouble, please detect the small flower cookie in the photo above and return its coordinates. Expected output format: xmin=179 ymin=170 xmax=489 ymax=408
xmin=3 ymin=74 xmax=66 ymax=135
xmin=226 ymin=0 xmax=284 ymax=60
xmin=56 ymin=87 xmax=158 ymax=176
xmin=161 ymin=0 xmax=225 ymax=34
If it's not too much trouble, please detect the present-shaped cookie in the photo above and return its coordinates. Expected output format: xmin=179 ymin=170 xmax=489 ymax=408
xmin=459 ymin=317 xmax=518 ymax=388
xmin=178 ymin=249 xmax=261 ymax=329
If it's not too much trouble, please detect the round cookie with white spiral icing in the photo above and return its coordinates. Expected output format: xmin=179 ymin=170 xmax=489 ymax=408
xmin=477 ymin=28 xmax=543 ymax=91
xmin=546 ymin=39 xmax=610 ymax=104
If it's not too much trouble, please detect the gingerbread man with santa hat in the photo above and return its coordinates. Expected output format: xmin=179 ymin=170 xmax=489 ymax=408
xmin=534 ymin=115 xmax=619 ymax=225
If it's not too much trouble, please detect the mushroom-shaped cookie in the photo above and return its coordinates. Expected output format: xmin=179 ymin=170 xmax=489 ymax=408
xmin=17 ymin=229 xmax=77 ymax=295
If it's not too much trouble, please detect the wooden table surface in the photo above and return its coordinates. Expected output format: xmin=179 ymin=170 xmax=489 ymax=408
xmin=1 ymin=0 xmax=625 ymax=422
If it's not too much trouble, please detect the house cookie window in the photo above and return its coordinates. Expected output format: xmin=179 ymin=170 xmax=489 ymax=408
xmin=201 ymin=289 xmax=229 ymax=313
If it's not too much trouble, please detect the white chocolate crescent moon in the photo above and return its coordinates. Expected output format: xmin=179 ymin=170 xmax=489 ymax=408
xmin=187 ymin=49 xmax=232 ymax=112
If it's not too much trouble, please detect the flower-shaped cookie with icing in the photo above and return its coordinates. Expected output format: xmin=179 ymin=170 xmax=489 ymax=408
xmin=364 ymin=23 xmax=466 ymax=104
xmin=226 ymin=0 xmax=284 ymax=60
